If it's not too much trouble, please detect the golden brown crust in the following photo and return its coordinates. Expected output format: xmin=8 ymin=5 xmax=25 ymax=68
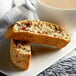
xmin=10 ymin=40 xmax=31 ymax=70
xmin=6 ymin=20 xmax=70 ymax=48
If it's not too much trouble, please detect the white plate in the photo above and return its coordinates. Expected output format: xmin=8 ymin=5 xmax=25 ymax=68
xmin=0 ymin=31 xmax=76 ymax=76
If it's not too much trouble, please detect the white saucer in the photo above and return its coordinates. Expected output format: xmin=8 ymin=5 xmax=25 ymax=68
xmin=0 ymin=31 xmax=76 ymax=76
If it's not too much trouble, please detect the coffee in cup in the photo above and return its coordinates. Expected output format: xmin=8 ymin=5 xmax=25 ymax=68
xmin=40 ymin=0 xmax=76 ymax=9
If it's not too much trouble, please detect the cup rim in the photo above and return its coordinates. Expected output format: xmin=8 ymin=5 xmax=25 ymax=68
xmin=38 ymin=0 xmax=76 ymax=11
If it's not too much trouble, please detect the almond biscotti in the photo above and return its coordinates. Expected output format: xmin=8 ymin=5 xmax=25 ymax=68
xmin=6 ymin=20 xmax=70 ymax=48
xmin=10 ymin=39 xmax=31 ymax=70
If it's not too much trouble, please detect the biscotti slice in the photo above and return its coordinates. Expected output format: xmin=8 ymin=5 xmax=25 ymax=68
xmin=10 ymin=39 xmax=31 ymax=70
xmin=6 ymin=20 xmax=70 ymax=48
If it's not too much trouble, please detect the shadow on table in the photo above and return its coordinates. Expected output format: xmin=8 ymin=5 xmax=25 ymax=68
xmin=31 ymin=42 xmax=59 ymax=56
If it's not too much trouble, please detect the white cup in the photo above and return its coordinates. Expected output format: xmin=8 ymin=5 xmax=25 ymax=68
xmin=26 ymin=0 xmax=76 ymax=32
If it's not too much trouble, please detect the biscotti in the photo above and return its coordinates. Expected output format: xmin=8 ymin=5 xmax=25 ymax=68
xmin=6 ymin=20 xmax=70 ymax=48
xmin=10 ymin=39 xmax=31 ymax=70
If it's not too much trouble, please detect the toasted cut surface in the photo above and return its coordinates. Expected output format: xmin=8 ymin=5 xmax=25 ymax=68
xmin=10 ymin=39 xmax=31 ymax=70
xmin=6 ymin=20 xmax=70 ymax=48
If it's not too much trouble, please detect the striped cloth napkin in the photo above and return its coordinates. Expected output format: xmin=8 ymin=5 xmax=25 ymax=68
xmin=0 ymin=0 xmax=76 ymax=76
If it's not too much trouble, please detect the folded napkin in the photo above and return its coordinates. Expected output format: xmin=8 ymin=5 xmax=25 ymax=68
xmin=0 ymin=0 xmax=76 ymax=76
xmin=0 ymin=0 xmax=12 ymax=20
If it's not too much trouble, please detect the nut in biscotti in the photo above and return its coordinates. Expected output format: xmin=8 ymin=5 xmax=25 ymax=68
xmin=6 ymin=20 xmax=70 ymax=48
